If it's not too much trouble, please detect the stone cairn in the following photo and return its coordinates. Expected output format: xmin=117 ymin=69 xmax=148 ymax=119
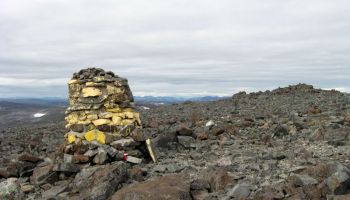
xmin=64 ymin=68 xmax=147 ymax=165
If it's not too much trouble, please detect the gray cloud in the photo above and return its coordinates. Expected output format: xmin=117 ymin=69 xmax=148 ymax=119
xmin=0 ymin=0 xmax=349 ymax=97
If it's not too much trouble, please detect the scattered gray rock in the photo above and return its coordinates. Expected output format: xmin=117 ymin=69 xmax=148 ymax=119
xmin=17 ymin=161 xmax=36 ymax=177
xmin=93 ymin=147 xmax=108 ymax=165
xmin=110 ymin=175 xmax=191 ymax=200
xmin=20 ymin=183 xmax=35 ymax=194
xmin=0 ymin=178 xmax=24 ymax=200
xmin=190 ymin=179 xmax=210 ymax=191
xmin=327 ymin=194 xmax=350 ymax=200
xmin=152 ymin=130 xmax=177 ymax=149
xmin=290 ymin=174 xmax=319 ymax=187
xmin=30 ymin=165 xmax=58 ymax=185
xmin=110 ymin=138 xmax=138 ymax=149
xmin=53 ymin=162 xmax=80 ymax=173
xmin=126 ymin=156 xmax=142 ymax=164
xmin=72 ymin=161 xmax=127 ymax=200
xmin=272 ymin=124 xmax=289 ymax=138
xmin=42 ymin=184 xmax=68 ymax=199
xmin=63 ymin=154 xmax=73 ymax=163
xmin=326 ymin=164 xmax=350 ymax=195
xmin=202 ymin=167 xmax=234 ymax=192
xmin=177 ymin=136 xmax=196 ymax=148
xmin=210 ymin=124 xmax=226 ymax=136
xmin=205 ymin=120 xmax=215 ymax=129
xmin=84 ymin=149 xmax=98 ymax=157
xmin=18 ymin=154 xmax=43 ymax=163
xmin=176 ymin=125 xmax=193 ymax=136
xmin=106 ymin=146 xmax=118 ymax=158
xmin=2 ymin=84 xmax=350 ymax=199
xmin=153 ymin=165 xmax=166 ymax=173
xmin=226 ymin=183 xmax=253 ymax=199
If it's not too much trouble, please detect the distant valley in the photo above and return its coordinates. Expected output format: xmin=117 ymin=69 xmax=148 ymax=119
xmin=0 ymin=100 xmax=66 ymax=129
xmin=0 ymin=96 xmax=224 ymax=129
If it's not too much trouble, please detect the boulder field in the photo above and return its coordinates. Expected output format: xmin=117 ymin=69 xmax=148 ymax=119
xmin=0 ymin=83 xmax=350 ymax=199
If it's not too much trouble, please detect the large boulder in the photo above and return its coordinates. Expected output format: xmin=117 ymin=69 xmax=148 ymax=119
xmin=176 ymin=124 xmax=193 ymax=136
xmin=30 ymin=164 xmax=58 ymax=185
xmin=326 ymin=164 xmax=350 ymax=195
xmin=226 ymin=183 xmax=253 ymax=199
xmin=0 ymin=178 xmax=24 ymax=200
xmin=177 ymin=136 xmax=196 ymax=149
xmin=70 ymin=161 xmax=127 ymax=200
xmin=41 ymin=183 xmax=69 ymax=199
xmin=201 ymin=167 xmax=235 ymax=192
xmin=110 ymin=174 xmax=191 ymax=200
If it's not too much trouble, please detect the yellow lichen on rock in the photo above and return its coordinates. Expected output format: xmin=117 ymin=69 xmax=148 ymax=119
xmin=84 ymin=129 xmax=106 ymax=144
xmin=99 ymin=112 xmax=113 ymax=119
xmin=104 ymin=101 xmax=117 ymax=109
xmin=122 ymin=108 xmax=133 ymax=112
xmin=86 ymin=82 xmax=104 ymax=87
xmin=66 ymin=112 xmax=79 ymax=124
xmin=122 ymin=119 xmax=135 ymax=126
xmin=106 ymin=108 xmax=121 ymax=113
xmin=78 ymin=114 xmax=87 ymax=121
xmin=86 ymin=114 xmax=98 ymax=120
xmin=93 ymin=76 xmax=105 ymax=82
xmin=82 ymin=87 xmax=102 ymax=97
xmin=134 ymin=112 xmax=141 ymax=125
xmin=77 ymin=120 xmax=91 ymax=125
xmin=65 ymin=123 xmax=72 ymax=129
xmin=113 ymin=112 xmax=125 ymax=119
xmin=92 ymin=119 xmax=111 ymax=126
xmin=84 ymin=130 xmax=96 ymax=142
xmin=112 ymin=116 xmax=122 ymax=125
xmin=69 ymin=84 xmax=81 ymax=98
xmin=96 ymin=131 xmax=106 ymax=144
xmin=68 ymin=134 xmax=76 ymax=144
xmin=68 ymin=79 xmax=78 ymax=84
xmin=106 ymin=84 xmax=123 ymax=95
xmin=124 ymin=111 xmax=134 ymax=119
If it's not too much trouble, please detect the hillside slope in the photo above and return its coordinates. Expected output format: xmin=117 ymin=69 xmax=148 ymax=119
xmin=1 ymin=84 xmax=350 ymax=199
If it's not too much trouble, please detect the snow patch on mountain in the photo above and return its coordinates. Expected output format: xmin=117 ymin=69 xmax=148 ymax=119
xmin=33 ymin=113 xmax=46 ymax=118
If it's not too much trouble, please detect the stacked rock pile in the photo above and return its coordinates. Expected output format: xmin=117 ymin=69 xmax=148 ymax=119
xmin=64 ymin=68 xmax=144 ymax=164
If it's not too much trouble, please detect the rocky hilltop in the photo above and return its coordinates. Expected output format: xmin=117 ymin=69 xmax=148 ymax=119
xmin=1 ymin=84 xmax=350 ymax=200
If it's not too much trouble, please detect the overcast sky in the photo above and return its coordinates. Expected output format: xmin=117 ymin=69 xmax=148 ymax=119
xmin=0 ymin=0 xmax=349 ymax=97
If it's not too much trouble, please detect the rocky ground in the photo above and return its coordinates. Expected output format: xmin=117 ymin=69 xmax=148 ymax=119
xmin=1 ymin=84 xmax=350 ymax=200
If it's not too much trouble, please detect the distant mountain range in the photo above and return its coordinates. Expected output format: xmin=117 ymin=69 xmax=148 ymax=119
xmin=0 ymin=97 xmax=68 ymax=106
xmin=0 ymin=95 xmax=225 ymax=106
